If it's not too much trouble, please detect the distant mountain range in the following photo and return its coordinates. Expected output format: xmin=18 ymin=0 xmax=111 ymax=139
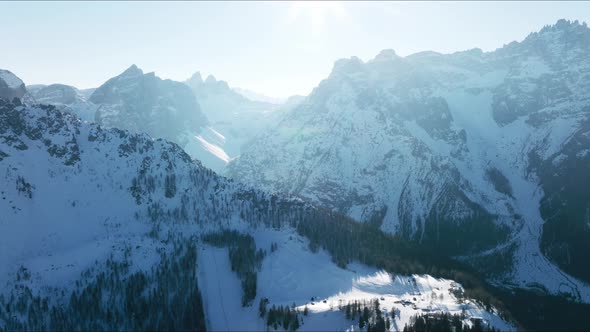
xmin=20 ymin=66 xmax=298 ymax=174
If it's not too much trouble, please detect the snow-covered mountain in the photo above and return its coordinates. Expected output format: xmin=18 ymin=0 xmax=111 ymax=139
xmin=228 ymin=20 xmax=590 ymax=299
xmin=184 ymin=73 xmax=294 ymax=173
xmin=0 ymin=99 xmax=512 ymax=330
xmin=32 ymin=84 xmax=86 ymax=105
xmin=90 ymin=65 xmax=208 ymax=148
xmin=27 ymin=83 xmax=97 ymax=122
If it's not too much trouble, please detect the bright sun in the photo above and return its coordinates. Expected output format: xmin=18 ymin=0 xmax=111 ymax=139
xmin=287 ymin=1 xmax=346 ymax=30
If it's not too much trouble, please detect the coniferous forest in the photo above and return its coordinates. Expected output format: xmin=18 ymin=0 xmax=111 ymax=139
xmin=261 ymin=300 xmax=302 ymax=332
xmin=402 ymin=312 xmax=500 ymax=332
xmin=0 ymin=236 xmax=206 ymax=331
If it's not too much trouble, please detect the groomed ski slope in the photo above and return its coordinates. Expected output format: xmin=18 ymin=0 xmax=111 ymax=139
xmin=198 ymin=228 xmax=515 ymax=331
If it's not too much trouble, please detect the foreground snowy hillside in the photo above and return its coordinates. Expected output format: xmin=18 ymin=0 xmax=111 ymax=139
xmin=229 ymin=20 xmax=590 ymax=299
xmin=198 ymin=228 xmax=513 ymax=332
xmin=0 ymin=99 xmax=512 ymax=330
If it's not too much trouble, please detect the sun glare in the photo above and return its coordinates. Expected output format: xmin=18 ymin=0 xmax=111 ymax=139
xmin=287 ymin=1 xmax=346 ymax=30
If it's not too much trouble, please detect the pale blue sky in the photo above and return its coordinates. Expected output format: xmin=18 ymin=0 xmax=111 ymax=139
xmin=1 ymin=1 xmax=589 ymax=97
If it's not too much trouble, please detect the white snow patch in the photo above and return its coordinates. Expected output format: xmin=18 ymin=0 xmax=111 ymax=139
xmin=194 ymin=135 xmax=231 ymax=163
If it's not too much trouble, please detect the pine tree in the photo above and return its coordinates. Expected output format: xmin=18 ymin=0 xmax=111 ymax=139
xmin=292 ymin=315 xmax=300 ymax=331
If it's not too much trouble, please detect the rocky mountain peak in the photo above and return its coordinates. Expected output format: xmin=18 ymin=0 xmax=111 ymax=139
xmin=371 ymin=49 xmax=399 ymax=62
xmin=327 ymin=56 xmax=366 ymax=81
xmin=187 ymin=72 xmax=203 ymax=85
xmin=205 ymin=74 xmax=217 ymax=83
xmin=540 ymin=18 xmax=589 ymax=34
xmin=0 ymin=69 xmax=27 ymax=101
xmin=119 ymin=64 xmax=144 ymax=78
xmin=332 ymin=56 xmax=363 ymax=72
xmin=188 ymin=73 xmax=232 ymax=94
xmin=90 ymin=66 xmax=207 ymax=144
xmin=517 ymin=19 xmax=590 ymax=56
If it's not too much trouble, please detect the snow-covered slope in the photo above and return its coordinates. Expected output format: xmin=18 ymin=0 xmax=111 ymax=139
xmin=184 ymin=73 xmax=293 ymax=173
xmin=229 ymin=20 xmax=590 ymax=299
xmin=0 ymin=100 xmax=512 ymax=330
xmin=0 ymin=100 xmax=222 ymax=289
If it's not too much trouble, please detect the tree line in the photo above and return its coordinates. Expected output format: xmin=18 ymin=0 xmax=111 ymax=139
xmin=402 ymin=312 xmax=500 ymax=332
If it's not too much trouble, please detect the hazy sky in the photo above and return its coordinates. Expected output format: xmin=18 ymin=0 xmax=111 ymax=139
xmin=2 ymin=1 xmax=589 ymax=97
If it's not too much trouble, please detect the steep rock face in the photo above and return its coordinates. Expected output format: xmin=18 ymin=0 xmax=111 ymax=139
xmin=90 ymin=65 xmax=208 ymax=147
xmin=535 ymin=115 xmax=590 ymax=281
xmin=229 ymin=20 xmax=590 ymax=296
xmin=0 ymin=69 xmax=26 ymax=101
